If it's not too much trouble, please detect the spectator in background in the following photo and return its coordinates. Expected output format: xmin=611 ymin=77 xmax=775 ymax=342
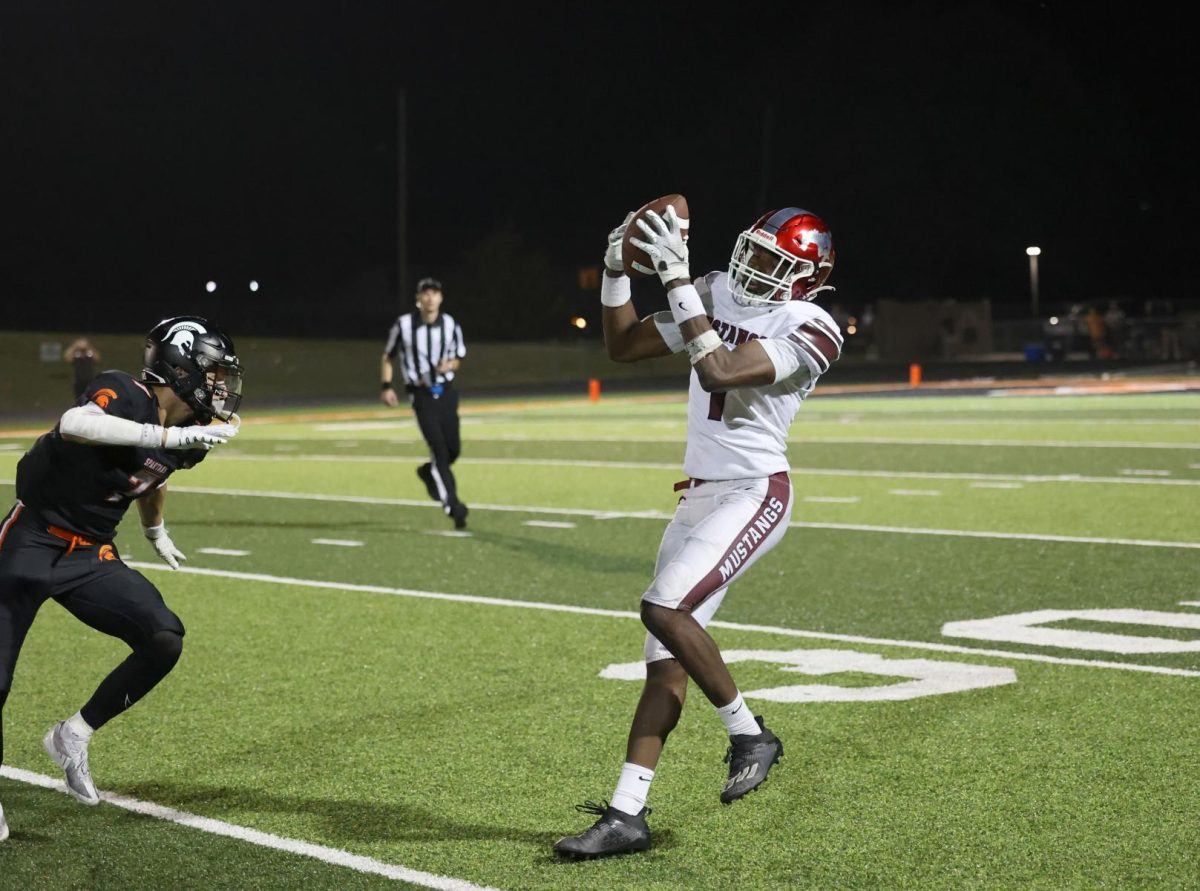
xmin=1104 ymin=301 xmax=1127 ymax=357
xmin=63 ymin=338 xmax=101 ymax=400
xmin=1084 ymin=306 xmax=1109 ymax=359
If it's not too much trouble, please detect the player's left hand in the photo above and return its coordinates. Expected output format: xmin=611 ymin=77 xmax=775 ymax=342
xmin=604 ymin=211 xmax=635 ymax=273
xmin=144 ymin=523 xmax=187 ymax=570
xmin=630 ymin=206 xmax=690 ymax=286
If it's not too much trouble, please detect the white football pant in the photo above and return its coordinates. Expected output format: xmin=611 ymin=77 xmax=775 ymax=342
xmin=643 ymin=472 xmax=793 ymax=663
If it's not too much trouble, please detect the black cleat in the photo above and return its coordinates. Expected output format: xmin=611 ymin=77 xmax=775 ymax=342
xmin=721 ymin=715 xmax=783 ymax=804
xmin=449 ymin=502 xmax=469 ymax=530
xmin=416 ymin=463 xmax=439 ymax=502
xmin=553 ymin=800 xmax=651 ymax=860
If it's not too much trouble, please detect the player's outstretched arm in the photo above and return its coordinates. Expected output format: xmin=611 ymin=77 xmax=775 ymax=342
xmin=600 ymin=212 xmax=672 ymax=363
xmin=60 ymin=403 xmax=237 ymax=450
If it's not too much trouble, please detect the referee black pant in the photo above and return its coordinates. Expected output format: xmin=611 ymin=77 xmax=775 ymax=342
xmin=411 ymin=385 xmax=463 ymax=511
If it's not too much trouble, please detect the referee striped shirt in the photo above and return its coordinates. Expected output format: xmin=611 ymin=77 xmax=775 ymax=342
xmin=384 ymin=311 xmax=466 ymax=388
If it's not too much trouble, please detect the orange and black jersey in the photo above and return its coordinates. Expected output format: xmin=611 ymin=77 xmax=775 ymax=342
xmin=15 ymin=371 xmax=208 ymax=541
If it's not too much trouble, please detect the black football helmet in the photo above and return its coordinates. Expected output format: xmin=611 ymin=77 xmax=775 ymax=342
xmin=142 ymin=316 xmax=243 ymax=423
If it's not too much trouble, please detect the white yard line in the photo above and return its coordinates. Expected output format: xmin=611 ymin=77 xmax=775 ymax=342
xmin=135 ymin=484 xmax=1200 ymax=551
xmin=208 ymin=457 xmax=1200 ymax=487
xmin=311 ymin=538 xmax=365 ymax=547
xmin=0 ymin=765 xmax=498 ymax=890
xmin=119 ymin=561 xmax=1200 ymax=679
xmin=798 ymin=436 xmax=1200 ymax=449
xmin=196 ymin=548 xmax=250 ymax=556
xmin=523 ymin=520 xmax=578 ymax=529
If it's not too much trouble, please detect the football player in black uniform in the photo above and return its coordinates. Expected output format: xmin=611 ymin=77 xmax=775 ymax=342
xmin=0 ymin=316 xmax=242 ymax=839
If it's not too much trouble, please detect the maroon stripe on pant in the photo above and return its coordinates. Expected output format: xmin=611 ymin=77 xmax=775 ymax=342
xmin=679 ymin=472 xmax=791 ymax=612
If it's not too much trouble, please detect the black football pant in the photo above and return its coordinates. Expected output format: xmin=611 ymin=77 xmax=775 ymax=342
xmin=412 ymin=386 xmax=464 ymax=511
xmin=0 ymin=503 xmax=184 ymax=765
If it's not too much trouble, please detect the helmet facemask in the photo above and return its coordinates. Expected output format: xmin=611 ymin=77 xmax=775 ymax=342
xmin=728 ymin=230 xmax=816 ymax=306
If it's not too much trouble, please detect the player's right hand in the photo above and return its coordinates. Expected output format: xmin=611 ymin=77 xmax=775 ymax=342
xmin=381 ymin=387 xmax=400 ymax=407
xmin=631 ymin=206 xmax=690 ymax=286
xmin=163 ymin=423 xmax=238 ymax=450
xmin=604 ymin=211 xmax=635 ymax=273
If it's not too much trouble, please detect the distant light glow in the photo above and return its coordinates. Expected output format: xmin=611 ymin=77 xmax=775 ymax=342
xmin=1026 ymin=246 xmax=1042 ymax=256
xmin=206 ymin=281 xmax=217 ymax=293
xmin=1049 ymin=316 xmax=1059 ymax=325
xmin=846 ymin=325 xmax=857 ymax=335
xmin=249 ymin=280 xmax=259 ymax=292
xmin=570 ymin=316 xmax=587 ymax=330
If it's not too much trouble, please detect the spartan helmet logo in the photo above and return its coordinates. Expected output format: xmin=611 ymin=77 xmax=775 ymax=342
xmin=164 ymin=320 xmax=206 ymax=352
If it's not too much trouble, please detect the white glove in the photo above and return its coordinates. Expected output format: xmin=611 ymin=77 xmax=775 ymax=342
xmin=604 ymin=211 xmax=635 ymax=273
xmin=144 ymin=523 xmax=186 ymax=570
xmin=630 ymin=206 xmax=690 ymax=286
xmin=163 ymin=423 xmax=238 ymax=451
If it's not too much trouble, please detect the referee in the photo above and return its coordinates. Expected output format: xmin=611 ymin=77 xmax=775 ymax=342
xmin=381 ymin=277 xmax=469 ymax=529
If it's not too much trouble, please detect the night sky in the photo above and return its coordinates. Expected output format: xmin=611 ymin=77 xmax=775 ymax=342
xmin=1 ymin=1 xmax=1193 ymax=336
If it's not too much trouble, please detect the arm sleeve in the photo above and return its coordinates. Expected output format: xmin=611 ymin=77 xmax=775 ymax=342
xmin=760 ymin=316 xmax=844 ymax=384
xmin=60 ymin=403 xmax=163 ymax=447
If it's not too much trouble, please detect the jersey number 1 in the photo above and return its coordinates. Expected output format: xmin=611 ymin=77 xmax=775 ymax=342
xmin=708 ymin=392 xmax=726 ymax=422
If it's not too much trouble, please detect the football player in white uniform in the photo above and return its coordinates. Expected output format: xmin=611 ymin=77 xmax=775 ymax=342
xmin=555 ymin=206 xmax=843 ymax=859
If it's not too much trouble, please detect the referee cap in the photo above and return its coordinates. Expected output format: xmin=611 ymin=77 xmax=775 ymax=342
xmin=416 ymin=277 xmax=443 ymax=294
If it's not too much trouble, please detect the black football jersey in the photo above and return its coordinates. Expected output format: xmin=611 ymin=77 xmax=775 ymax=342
xmin=15 ymin=371 xmax=208 ymax=540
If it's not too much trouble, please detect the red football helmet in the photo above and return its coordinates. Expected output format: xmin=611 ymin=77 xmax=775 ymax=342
xmin=727 ymin=208 xmax=835 ymax=305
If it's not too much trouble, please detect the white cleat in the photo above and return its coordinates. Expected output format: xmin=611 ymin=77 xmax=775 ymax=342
xmin=43 ymin=721 xmax=100 ymax=806
xmin=0 ymin=801 xmax=9 ymax=841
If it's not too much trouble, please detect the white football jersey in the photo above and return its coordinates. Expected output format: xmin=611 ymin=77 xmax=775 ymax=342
xmin=654 ymin=271 xmax=842 ymax=480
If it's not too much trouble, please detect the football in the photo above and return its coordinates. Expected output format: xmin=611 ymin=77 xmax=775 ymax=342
xmin=621 ymin=193 xmax=690 ymax=279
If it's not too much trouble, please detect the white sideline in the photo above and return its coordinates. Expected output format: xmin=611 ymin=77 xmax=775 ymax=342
xmin=0 ymin=766 xmax=497 ymax=890
xmin=123 ymin=561 xmax=1200 ymax=677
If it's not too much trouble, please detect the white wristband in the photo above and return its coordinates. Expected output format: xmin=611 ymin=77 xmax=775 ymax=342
xmin=143 ymin=523 xmax=166 ymax=540
xmin=685 ymin=330 xmax=723 ymax=365
xmin=667 ymin=283 xmax=705 ymax=325
xmin=600 ymin=273 xmax=631 ymax=308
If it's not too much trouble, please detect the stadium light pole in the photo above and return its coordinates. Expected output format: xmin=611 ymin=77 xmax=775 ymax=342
xmin=1026 ymin=246 xmax=1041 ymax=320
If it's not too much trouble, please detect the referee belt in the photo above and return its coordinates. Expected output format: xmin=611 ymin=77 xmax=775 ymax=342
xmin=673 ymin=478 xmax=709 ymax=491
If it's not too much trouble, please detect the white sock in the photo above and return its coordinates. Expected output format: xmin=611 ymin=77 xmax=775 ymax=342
xmin=610 ymin=762 xmax=654 ymax=816
xmin=65 ymin=711 xmax=94 ymax=741
xmin=717 ymin=693 xmax=760 ymax=737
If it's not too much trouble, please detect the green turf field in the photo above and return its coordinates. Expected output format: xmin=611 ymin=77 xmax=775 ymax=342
xmin=1 ymin=390 xmax=1198 ymax=889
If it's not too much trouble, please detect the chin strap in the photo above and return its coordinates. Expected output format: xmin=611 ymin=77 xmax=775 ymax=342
xmin=801 ymin=284 xmax=837 ymax=300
